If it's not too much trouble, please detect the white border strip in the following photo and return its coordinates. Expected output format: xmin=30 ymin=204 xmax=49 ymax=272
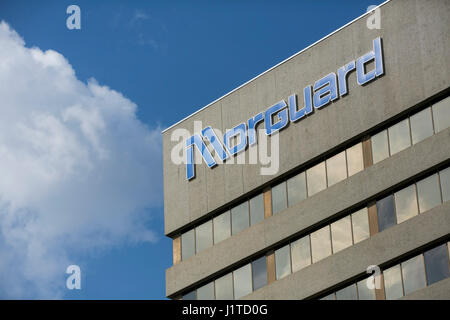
xmin=161 ymin=0 xmax=390 ymax=134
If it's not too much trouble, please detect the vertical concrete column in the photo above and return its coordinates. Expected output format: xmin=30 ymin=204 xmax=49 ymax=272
xmin=173 ymin=236 xmax=181 ymax=265
xmin=362 ymin=136 xmax=373 ymax=169
xmin=375 ymin=274 xmax=386 ymax=300
xmin=263 ymin=188 xmax=276 ymax=284
xmin=266 ymin=251 xmax=276 ymax=285
xmin=263 ymin=188 xmax=272 ymax=219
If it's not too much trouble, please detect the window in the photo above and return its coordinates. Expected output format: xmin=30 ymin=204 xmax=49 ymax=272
xmin=351 ymin=208 xmax=370 ymax=244
xmin=213 ymin=211 xmax=231 ymax=244
xmin=310 ymin=226 xmax=332 ymax=263
xmin=231 ymin=202 xmax=249 ymax=235
xmin=326 ymin=151 xmax=347 ymax=187
xmin=196 ymin=282 xmax=215 ymax=300
xmin=249 ymin=194 xmax=264 ymax=226
xmin=388 ymin=118 xmax=411 ymax=155
xmin=320 ymin=293 xmax=335 ymax=300
xmin=401 ymin=255 xmax=426 ymax=295
xmin=376 ymin=195 xmax=396 ymax=232
xmin=424 ymin=244 xmax=450 ymax=285
xmin=346 ymin=143 xmax=364 ymax=176
xmin=410 ymin=107 xmax=434 ymax=144
xmin=335 ymin=284 xmax=357 ymax=300
xmin=252 ymin=256 xmax=267 ymax=291
xmin=417 ymin=174 xmax=441 ymax=213
xmin=183 ymin=291 xmax=196 ymax=300
xmin=181 ymin=229 xmax=195 ymax=260
xmin=432 ymin=96 xmax=450 ymax=133
xmin=272 ymin=182 xmax=287 ymax=214
xmin=275 ymin=244 xmax=291 ymax=280
xmin=372 ymin=129 xmax=389 ymax=164
xmin=307 ymin=161 xmax=326 ymax=196
xmin=331 ymin=216 xmax=352 ymax=253
xmin=357 ymin=279 xmax=376 ymax=300
xmin=394 ymin=184 xmax=418 ymax=224
xmin=439 ymin=167 xmax=450 ymax=203
xmin=291 ymin=235 xmax=311 ymax=272
xmin=383 ymin=265 xmax=404 ymax=300
xmin=215 ymin=273 xmax=233 ymax=300
xmin=287 ymin=172 xmax=307 ymax=206
xmin=233 ymin=264 xmax=252 ymax=299
xmin=196 ymin=220 xmax=213 ymax=253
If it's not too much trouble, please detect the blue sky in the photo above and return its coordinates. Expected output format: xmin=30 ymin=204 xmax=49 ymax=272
xmin=0 ymin=0 xmax=384 ymax=299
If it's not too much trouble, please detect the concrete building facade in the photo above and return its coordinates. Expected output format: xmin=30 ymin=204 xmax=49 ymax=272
xmin=162 ymin=0 xmax=450 ymax=300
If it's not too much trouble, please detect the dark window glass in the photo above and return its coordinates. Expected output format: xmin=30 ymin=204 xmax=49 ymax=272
xmin=424 ymin=244 xmax=450 ymax=285
xmin=183 ymin=291 xmax=196 ymax=300
xmin=376 ymin=195 xmax=396 ymax=232
xmin=252 ymin=256 xmax=267 ymax=291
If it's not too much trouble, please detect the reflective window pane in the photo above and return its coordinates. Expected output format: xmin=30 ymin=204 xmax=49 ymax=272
xmin=376 ymin=195 xmax=396 ymax=232
xmin=183 ymin=291 xmax=196 ymax=300
xmin=326 ymin=151 xmax=347 ymax=187
xmin=410 ymin=107 xmax=434 ymax=144
xmin=249 ymin=194 xmax=264 ymax=226
xmin=346 ymin=143 xmax=364 ymax=176
xmin=196 ymin=220 xmax=213 ymax=253
xmin=335 ymin=284 xmax=357 ymax=300
xmin=310 ymin=226 xmax=332 ymax=263
xmin=351 ymin=208 xmax=370 ymax=244
xmin=213 ymin=211 xmax=231 ymax=244
xmin=357 ymin=279 xmax=376 ymax=300
xmin=432 ymin=96 xmax=450 ymax=133
xmin=439 ymin=167 xmax=450 ymax=203
xmin=424 ymin=244 xmax=450 ymax=286
xmin=197 ymin=282 xmax=215 ymax=300
xmin=394 ymin=184 xmax=418 ymax=224
xmin=331 ymin=216 xmax=352 ymax=253
xmin=384 ymin=265 xmax=404 ymax=300
xmin=271 ymin=182 xmax=287 ymax=214
xmin=231 ymin=202 xmax=249 ymax=235
xmin=372 ymin=129 xmax=389 ymax=164
xmin=215 ymin=273 xmax=233 ymax=300
xmin=252 ymin=256 xmax=267 ymax=291
xmin=388 ymin=118 xmax=411 ymax=155
xmin=291 ymin=235 xmax=311 ymax=272
xmin=181 ymin=229 xmax=195 ymax=260
xmin=233 ymin=264 xmax=253 ymax=299
xmin=320 ymin=293 xmax=335 ymax=300
xmin=287 ymin=172 xmax=307 ymax=206
xmin=275 ymin=244 xmax=291 ymax=280
xmin=401 ymin=255 xmax=426 ymax=296
xmin=417 ymin=174 xmax=441 ymax=213
xmin=307 ymin=161 xmax=327 ymax=196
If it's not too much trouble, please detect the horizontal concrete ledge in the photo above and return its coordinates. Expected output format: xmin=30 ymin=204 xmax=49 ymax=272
xmin=244 ymin=202 xmax=450 ymax=300
xmin=166 ymin=128 xmax=450 ymax=297
xmin=401 ymin=277 xmax=450 ymax=300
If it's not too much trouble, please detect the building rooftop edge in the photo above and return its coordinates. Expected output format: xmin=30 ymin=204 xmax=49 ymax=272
xmin=161 ymin=0 xmax=391 ymax=134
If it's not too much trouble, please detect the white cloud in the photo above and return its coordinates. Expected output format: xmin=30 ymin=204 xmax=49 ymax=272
xmin=0 ymin=21 xmax=163 ymax=298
